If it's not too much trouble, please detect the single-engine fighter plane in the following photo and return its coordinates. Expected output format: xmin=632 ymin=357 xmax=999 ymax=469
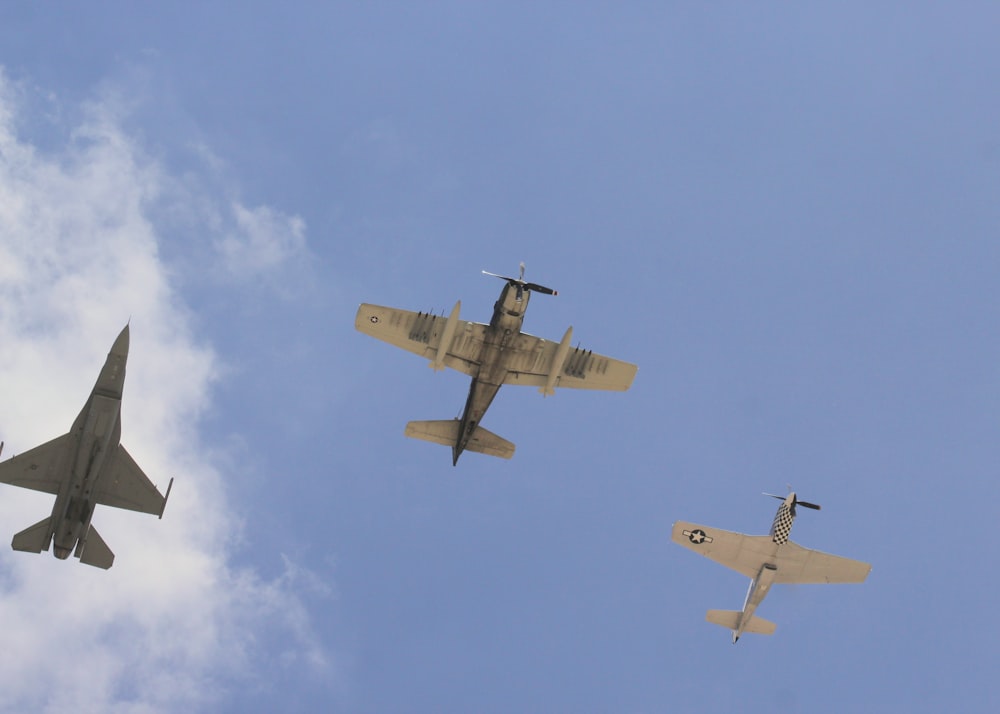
xmin=0 ymin=325 xmax=172 ymax=569
xmin=355 ymin=264 xmax=637 ymax=464
xmin=672 ymin=492 xmax=870 ymax=643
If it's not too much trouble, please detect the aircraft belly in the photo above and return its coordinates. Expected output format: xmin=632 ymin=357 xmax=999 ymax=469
xmin=73 ymin=397 xmax=121 ymax=493
xmin=460 ymin=380 xmax=502 ymax=424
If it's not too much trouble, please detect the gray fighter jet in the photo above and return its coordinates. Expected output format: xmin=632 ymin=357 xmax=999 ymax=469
xmin=0 ymin=325 xmax=172 ymax=569
xmin=672 ymin=492 xmax=870 ymax=643
xmin=355 ymin=264 xmax=638 ymax=464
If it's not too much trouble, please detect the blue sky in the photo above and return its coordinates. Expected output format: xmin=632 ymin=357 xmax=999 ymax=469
xmin=1 ymin=3 xmax=999 ymax=712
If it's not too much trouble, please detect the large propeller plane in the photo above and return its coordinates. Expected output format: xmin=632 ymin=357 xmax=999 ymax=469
xmin=672 ymin=491 xmax=870 ymax=643
xmin=355 ymin=264 xmax=637 ymax=464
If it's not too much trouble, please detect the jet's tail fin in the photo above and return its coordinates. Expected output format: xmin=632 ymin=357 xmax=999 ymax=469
xmin=11 ymin=517 xmax=53 ymax=553
xmin=405 ymin=419 xmax=515 ymax=460
xmin=706 ymin=609 xmax=776 ymax=636
xmin=77 ymin=526 xmax=114 ymax=569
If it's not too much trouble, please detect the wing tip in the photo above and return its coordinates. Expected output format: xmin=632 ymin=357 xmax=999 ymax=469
xmin=159 ymin=477 xmax=174 ymax=519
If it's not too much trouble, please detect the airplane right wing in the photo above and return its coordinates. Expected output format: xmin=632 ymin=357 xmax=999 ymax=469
xmin=502 ymin=332 xmax=637 ymax=392
xmin=671 ymin=521 xmax=776 ymax=578
xmin=0 ymin=433 xmax=72 ymax=495
xmin=355 ymin=303 xmax=487 ymax=377
xmin=771 ymin=541 xmax=871 ymax=584
xmin=94 ymin=445 xmax=171 ymax=517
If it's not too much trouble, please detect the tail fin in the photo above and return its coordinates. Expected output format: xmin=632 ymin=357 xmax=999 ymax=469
xmin=77 ymin=526 xmax=114 ymax=569
xmin=11 ymin=517 xmax=53 ymax=553
xmin=405 ymin=420 xmax=515 ymax=459
xmin=706 ymin=609 xmax=776 ymax=636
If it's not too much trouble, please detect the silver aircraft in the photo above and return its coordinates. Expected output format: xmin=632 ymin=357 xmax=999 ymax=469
xmin=672 ymin=492 xmax=870 ymax=643
xmin=0 ymin=325 xmax=172 ymax=569
xmin=355 ymin=264 xmax=637 ymax=464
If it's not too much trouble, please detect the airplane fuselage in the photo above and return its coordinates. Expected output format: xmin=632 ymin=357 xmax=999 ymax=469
xmin=49 ymin=395 xmax=122 ymax=558
xmin=732 ymin=495 xmax=797 ymax=642
xmin=734 ymin=562 xmax=778 ymax=642
xmin=453 ymin=284 xmax=531 ymax=464
xmin=46 ymin=335 xmax=128 ymax=559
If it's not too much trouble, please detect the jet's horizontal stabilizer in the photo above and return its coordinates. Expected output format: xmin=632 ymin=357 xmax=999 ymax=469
xmin=706 ymin=609 xmax=776 ymax=636
xmin=405 ymin=419 xmax=515 ymax=459
xmin=11 ymin=517 xmax=52 ymax=553
xmin=77 ymin=526 xmax=114 ymax=569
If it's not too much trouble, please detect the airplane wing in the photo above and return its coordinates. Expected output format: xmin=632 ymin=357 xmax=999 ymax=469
xmin=94 ymin=445 xmax=170 ymax=517
xmin=672 ymin=521 xmax=773 ymax=578
xmin=0 ymin=433 xmax=72 ymax=495
xmin=502 ymin=332 xmax=637 ymax=392
xmin=671 ymin=521 xmax=871 ymax=584
xmin=355 ymin=303 xmax=487 ymax=377
xmin=770 ymin=541 xmax=871 ymax=584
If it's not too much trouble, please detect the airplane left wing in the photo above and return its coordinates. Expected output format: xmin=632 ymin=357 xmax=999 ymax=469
xmin=0 ymin=433 xmax=72 ymax=495
xmin=355 ymin=303 xmax=487 ymax=377
xmin=502 ymin=332 xmax=637 ymax=392
xmin=94 ymin=445 xmax=171 ymax=517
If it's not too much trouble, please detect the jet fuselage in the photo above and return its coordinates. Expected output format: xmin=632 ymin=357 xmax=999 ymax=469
xmin=47 ymin=328 xmax=128 ymax=559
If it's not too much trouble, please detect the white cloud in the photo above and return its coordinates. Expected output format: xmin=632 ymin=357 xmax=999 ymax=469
xmin=216 ymin=202 xmax=308 ymax=279
xmin=0 ymin=71 xmax=330 ymax=712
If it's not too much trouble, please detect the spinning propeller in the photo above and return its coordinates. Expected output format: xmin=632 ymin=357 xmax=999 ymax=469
xmin=482 ymin=262 xmax=558 ymax=300
xmin=763 ymin=491 xmax=821 ymax=516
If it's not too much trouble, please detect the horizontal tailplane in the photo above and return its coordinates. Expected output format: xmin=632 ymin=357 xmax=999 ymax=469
xmin=405 ymin=420 xmax=515 ymax=459
xmin=11 ymin=517 xmax=53 ymax=553
xmin=77 ymin=526 xmax=114 ymax=569
xmin=706 ymin=609 xmax=776 ymax=636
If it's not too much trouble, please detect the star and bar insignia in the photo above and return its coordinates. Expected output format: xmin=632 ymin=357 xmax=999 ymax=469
xmin=683 ymin=528 xmax=713 ymax=545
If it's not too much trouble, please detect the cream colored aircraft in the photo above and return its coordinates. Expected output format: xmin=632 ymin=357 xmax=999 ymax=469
xmin=0 ymin=325 xmax=172 ymax=569
xmin=672 ymin=492 xmax=870 ymax=643
xmin=355 ymin=264 xmax=637 ymax=464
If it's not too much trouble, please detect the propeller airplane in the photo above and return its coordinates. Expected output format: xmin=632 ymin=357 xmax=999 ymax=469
xmin=672 ymin=491 xmax=870 ymax=643
xmin=355 ymin=264 xmax=637 ymax=464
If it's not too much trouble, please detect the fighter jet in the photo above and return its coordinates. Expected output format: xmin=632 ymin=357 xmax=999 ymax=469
xmin=671 ymin=492 xmax=870 ymax=643
xmin=355 ymin=264 xmax=637 ymax=464
xmin=0 ymin=325 xmax=172 ymax=569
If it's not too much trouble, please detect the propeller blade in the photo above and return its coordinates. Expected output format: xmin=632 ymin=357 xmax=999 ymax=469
xmin=796 ymin=500 xmax=821 ymax=510
xmin=523 ymin=282 xmax=557 ymax=296
xmin=762 ymin=492 xmax=785 ymax=501
xmin=482 ymin=270 xmax=557 ymax=295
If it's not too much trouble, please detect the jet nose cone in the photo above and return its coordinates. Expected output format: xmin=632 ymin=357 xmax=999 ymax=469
xmin=111 ymin=324 xmax=130 ymax=356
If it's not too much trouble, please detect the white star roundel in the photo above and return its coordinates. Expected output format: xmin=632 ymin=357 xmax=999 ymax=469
xmin=683 ymin=528 xmax=713 ymax=545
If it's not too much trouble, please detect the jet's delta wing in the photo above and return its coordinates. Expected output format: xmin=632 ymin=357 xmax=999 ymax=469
xmin=0 ymin=434 xmax=73 ymax=495
xmin=672 ymin=521 xmax=871 ymax=584
xmin=95 ymin=445 xmax=170 ymax=517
